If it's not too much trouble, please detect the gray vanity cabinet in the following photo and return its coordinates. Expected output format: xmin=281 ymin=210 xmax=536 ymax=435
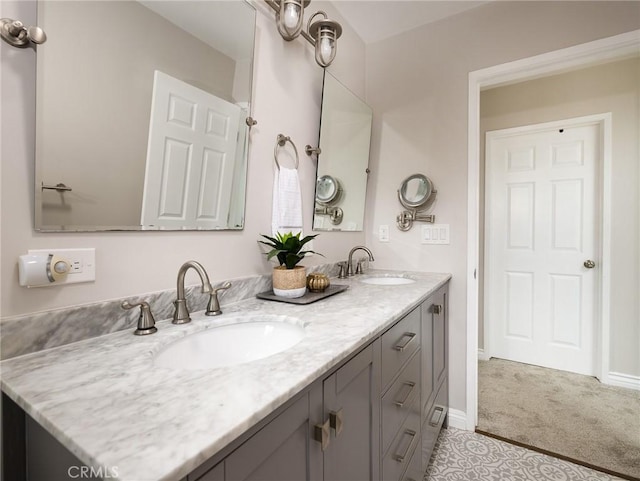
xmin=322 ymin=341 xmax=381 ymax=481
xmin=380 ymin=306 xmax=422 ymax=481
xmin=191 ymin=342 xmax=380 ymax=481
xmin=420 ymin=284 xmax=449 ymax=471
xmin=222 ymin=390 xmax=322 ymax=481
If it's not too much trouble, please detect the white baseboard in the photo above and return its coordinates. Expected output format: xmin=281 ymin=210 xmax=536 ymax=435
xmin=477 ymin=349 xmax=490 ymax=361
xmin=606 ymin=371 xmax=640 ymax=391
xmin=446 ymin=408 xmax=468 ymax=430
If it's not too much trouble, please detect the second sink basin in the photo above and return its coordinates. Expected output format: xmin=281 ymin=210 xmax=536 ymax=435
xmin=360 ymin=276 xmax=415 ymax=286
xmin=154 ymin=316 xmax=305 ymax=370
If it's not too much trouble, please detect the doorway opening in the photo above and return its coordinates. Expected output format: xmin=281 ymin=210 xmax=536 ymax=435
xmin=466 ymin=29 xmax=640 ymax=433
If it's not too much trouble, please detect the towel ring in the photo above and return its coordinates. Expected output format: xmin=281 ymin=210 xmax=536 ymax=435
xmin=274 ymin=134 xmax=299 ymax=170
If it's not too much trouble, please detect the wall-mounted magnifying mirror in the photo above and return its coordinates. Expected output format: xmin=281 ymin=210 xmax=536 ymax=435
xmin=316 ymin=175 xmax=342 ymax=205
xmin=315 ymin=174 xmax=344 ymax=225
xmin=396 ymin=173 xmax=437 ymax=231
xmin=35 ymin=0 xmax=256 ymax=232
xmin=312 ymin=71 xmax=372 ymax=231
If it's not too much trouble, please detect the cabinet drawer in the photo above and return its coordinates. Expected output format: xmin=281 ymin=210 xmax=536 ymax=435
xmin=421 ymin=378 xmax=448 ymax=472
xmin=382 ymin=396 xmax=421 ymax=481
xmin=381 ymin=349 xmax=421 ymax=454
xmin=381 ymin=306 xmax=421 ymax=389
xmin=401 ymin=440 xmax=423 ymax=481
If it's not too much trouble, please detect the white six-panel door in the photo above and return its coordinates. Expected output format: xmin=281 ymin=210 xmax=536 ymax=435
xmin=141 ymin=71 xmax=240 ymax=229
xmin=485 ymin=117 xmax=601 ymax=376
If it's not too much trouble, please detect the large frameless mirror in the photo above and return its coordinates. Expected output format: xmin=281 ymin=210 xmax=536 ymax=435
xmin=35 ymin=1 xmax=256 ymax=231
xmin=312 ymin=71 xmax=372 ymax=231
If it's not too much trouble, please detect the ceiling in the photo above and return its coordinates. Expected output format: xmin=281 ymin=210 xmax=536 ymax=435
xmin=331 ymin=1 xmax=489 ymax=44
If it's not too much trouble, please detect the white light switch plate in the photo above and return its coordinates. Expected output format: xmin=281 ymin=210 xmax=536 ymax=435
xmin=421 ymin=224 xmax=450 ymax=244
xmin=28 ymin=248 xmax=96 ymax=284
xmin=379 ymin=225 xmax=389 ymax=242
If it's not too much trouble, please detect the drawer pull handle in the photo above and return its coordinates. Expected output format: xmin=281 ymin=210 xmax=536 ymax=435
xmin=431 ymin=304 xmax=442 ymax=315
xmin=394 ymin=332 xmax=416 ymax=352
xmin=329 ymin=409 xmax=343 ymax=437
xmin=313 ymin=419 xmax=330 ymax=451
xmin=394 ymin=381 xmax=416 ymax=408
xmin=393 ymin=429 xmax=416 ymax=463
xmin=429 ymin=406 xmax=444 ymax=427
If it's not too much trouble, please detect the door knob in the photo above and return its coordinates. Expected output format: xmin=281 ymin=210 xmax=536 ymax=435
xmin=584 ymin=260 xmax=596 ymax=269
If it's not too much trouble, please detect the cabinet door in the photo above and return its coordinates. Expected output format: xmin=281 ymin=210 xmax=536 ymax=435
xmin=225 ymin=391 xmax=322 ymax=481
xmin=432 ymin=286 xmax=447 ymax=390
xmin=323 ymin=341 xmax=381 ymax=481
xmin=421 ymin=300 xmax=434 ymax=414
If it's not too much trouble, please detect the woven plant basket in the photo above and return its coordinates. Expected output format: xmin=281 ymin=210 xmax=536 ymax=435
xmin=272 ymin=265 xmax=307 ymax=298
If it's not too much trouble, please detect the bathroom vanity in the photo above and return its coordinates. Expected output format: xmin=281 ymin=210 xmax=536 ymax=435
xmin=1 ymin=271 xmax=449 ymax=481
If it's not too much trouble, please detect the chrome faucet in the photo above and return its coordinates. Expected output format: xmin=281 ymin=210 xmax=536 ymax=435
xmin=346 ymin=246 xmax=375 ymax=276
xmin=173 ymin=261 xmax=213 ymax=324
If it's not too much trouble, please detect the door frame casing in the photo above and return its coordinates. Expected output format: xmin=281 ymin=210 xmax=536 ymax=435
xmin=483 ymin=113 xmax=611 ymax=378
xmin=465 ymin=29 xmax=640 ymax=431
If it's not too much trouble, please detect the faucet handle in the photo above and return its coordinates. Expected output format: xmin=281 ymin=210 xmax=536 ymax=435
xmin=122 ymin=300 xmax=158 ymax=336
xmin=355 ymin=258 xmax=364 ymax=275
xmin=337 ymin=262 xmax=347 ymax=279
xmin=206 ymin=281 xmax=232 ymax=316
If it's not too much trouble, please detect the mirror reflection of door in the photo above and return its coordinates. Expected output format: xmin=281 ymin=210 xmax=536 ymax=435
xmin=34 ymin=0 xmax=256 ymax=231
xmin=141 ymin=71 xmax=240 ymax=229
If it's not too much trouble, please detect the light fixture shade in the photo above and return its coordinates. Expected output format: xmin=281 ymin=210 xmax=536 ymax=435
xmin=276 ymin=0 xmax=310 ymax=40
xmin=308 ymin=18 xmax=342 ymax=67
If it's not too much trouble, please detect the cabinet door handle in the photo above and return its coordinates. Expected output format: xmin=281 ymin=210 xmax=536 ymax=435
xmin=394 ymin=332 xmax=416 ymax=351
xmin=394 ymin=381 xmax=416 ymax=408
xmin=431 ymin=304 xmax=442 ymax=315
xmin=329 ymin=409 xmax=343 ymax=437
xmin=429 ymin=406 xmax=444 ymax=427
xmin=393 ymin=429 xmax=417 ymax=463
xmin=313 ymin=419 xmax=330 ymax=451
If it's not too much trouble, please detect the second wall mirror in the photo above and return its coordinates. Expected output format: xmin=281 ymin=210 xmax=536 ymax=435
xmin=35 ymin=1 xmax=256 ymax=231
xmin=312 ymin=71 xmax=372 ymax=231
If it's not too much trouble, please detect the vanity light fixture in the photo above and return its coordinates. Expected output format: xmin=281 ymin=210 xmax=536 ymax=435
xmin=270 ymin=0 xmax=310 ymax=40
xmin=265 ymin=1 xmax=343 ymax=67
xmin=307 ymin=12 xmax=342 ymax=67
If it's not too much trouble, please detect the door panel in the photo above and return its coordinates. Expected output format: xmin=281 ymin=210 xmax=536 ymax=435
xmin=486 ymin=119 xmax=600 ymax=375
xmin=142 ymin=70 xmax=240 ymax=228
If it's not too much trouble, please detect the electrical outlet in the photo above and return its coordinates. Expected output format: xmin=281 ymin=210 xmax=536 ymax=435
xmin=28 ymin=248 xmax=96 ymax=284
xmin=379 ymin=225 xmax=389 ymax=242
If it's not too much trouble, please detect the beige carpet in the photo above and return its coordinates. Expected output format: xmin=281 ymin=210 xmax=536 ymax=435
xmin=477 ymin=358 xmax=640 ymax=480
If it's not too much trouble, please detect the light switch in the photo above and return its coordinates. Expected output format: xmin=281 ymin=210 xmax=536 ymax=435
xmin=421 ymin=224 xmax=450 ymax=244
xmin=379 ymin=225 xmax=389 ymax=242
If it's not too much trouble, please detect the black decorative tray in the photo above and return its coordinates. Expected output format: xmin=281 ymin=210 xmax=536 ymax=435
xmin=256 ymin=284 xmax=349 ymax=305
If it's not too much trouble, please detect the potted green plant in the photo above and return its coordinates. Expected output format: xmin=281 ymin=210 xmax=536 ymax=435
xmin=260 ymin=232 xmax=321 ymax=298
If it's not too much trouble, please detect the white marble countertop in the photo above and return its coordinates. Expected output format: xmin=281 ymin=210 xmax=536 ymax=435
xmin=1 ymin=270 xmax=450 ymax=481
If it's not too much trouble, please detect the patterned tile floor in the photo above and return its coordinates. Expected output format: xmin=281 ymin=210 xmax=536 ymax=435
xmin=425 ymin=428 xmax=625 ymax=481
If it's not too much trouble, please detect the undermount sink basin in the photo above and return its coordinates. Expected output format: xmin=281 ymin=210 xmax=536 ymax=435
xmin=154 ymin=317 xmax=305 ymax=370
xmin=360 ymin=276 xmax=416 ymax=286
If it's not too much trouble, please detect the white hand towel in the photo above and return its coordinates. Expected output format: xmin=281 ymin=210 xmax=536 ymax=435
xmin=272 ymin=167 xmax=303 ymax=237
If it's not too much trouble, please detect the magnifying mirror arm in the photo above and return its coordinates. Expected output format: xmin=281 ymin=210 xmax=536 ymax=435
xmin=315 ymin=205 xmax=343 ymax=225
xmin=396 ymin=209 xmax=435 ymax=231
